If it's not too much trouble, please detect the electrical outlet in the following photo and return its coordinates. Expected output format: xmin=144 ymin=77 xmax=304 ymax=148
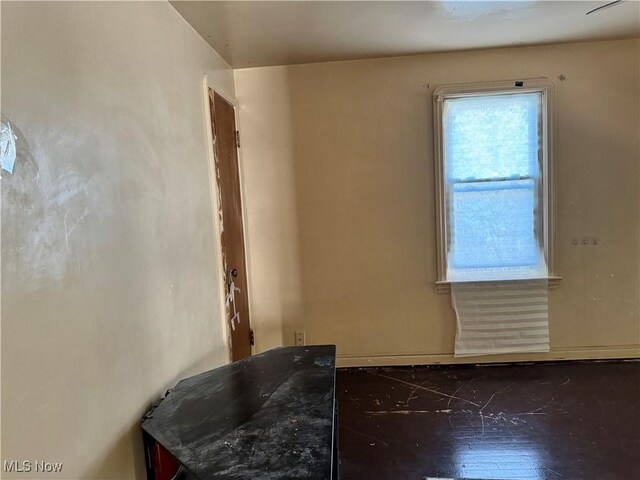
xmin=295 ymin=331 xmax=305 ymax=346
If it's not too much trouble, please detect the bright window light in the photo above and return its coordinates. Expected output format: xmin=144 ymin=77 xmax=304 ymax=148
xmin=433 ymin=80 xmax=554 ymax=284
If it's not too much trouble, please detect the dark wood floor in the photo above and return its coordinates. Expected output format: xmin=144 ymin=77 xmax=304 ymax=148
xmin=336 ymin=360 xmax=640 ymax=480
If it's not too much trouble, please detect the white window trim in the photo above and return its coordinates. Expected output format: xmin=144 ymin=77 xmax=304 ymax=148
xmin=432 ymin=78 xmax=561 ymax=294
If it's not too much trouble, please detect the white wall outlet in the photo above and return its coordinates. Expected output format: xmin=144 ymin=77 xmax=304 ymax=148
xmin=295 ymin=331 xmax=305 ymax=346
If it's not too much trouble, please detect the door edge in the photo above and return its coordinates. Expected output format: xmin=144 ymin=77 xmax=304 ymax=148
xmin=202 ymin=74 xmax=233 ymax=363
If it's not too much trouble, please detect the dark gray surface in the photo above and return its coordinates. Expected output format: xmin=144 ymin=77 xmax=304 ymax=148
xmin=337 ymin=360 xmax=640 ymax=480
xmin=142 ymin=345 xmax=337 ymax=480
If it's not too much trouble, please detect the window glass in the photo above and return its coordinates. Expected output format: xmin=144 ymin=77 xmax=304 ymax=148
xmin=443 ymin=91 xmax=546 ymax=281
xmin=444 ymin=93 xmax=541 ymax=182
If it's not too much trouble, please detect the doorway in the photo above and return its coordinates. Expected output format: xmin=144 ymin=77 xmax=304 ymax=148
xmin=208 ymin=88 xmax=252 ymax=361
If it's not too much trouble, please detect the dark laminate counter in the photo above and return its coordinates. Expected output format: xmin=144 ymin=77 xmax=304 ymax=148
xmin=142 ymin=345 xmax=337 ymax=480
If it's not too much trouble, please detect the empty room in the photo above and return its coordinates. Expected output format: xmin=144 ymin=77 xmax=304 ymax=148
xmin=1 ymin=1 xmax=639 ymax=479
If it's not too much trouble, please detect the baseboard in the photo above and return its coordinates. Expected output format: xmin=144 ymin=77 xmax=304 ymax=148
xmin=336 ymin=345 xmax=640 ymax=368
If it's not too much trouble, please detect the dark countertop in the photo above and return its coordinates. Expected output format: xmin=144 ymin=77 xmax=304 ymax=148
xmin=142 ymin=345 xmax=337 ymax=480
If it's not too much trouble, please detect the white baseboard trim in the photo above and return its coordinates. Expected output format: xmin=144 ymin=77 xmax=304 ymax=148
xmin=336 ymin=345 xmax=640 ymax=368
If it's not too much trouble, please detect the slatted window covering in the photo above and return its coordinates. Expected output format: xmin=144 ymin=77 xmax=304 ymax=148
xmin=452 ymin=280 xmax=549 ymax=356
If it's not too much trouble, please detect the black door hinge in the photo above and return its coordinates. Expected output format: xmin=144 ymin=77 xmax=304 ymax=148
xmin=235 ymin=130 xmax=240 ymax=149
xmin=249 ymin=329 xmax=255 ymax=346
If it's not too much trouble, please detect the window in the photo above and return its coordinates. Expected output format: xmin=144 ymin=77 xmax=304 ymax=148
xmin=433 ymin=79 xmax=558 ymax=288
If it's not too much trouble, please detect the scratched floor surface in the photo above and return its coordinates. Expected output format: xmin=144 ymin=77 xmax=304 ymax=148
xmin=336 ymin=361 xmax=640 ymax=480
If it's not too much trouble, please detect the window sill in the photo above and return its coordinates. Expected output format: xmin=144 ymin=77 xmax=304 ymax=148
xmin=435 ymin=276 xmax=563 ymax=294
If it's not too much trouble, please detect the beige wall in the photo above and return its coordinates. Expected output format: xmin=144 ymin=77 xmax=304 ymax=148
xmin=1 ymin=2 xmax=233 ymax=478
xmin=235 ymin=39 xmax=640 ymax=366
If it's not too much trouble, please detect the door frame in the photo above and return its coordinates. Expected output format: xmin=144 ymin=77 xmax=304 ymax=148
xmin=201 ymin=74 xmax=254 ymax=362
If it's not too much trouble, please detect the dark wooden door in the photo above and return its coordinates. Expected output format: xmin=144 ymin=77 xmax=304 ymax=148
xmin=209 ymin=89 xmax=252 ymax=361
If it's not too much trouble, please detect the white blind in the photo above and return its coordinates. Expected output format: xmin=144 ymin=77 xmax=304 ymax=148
xmin=443 ymin=93 xmax=546 ymax=282
xmin=452 ymin=280 xmax=550 ymax=357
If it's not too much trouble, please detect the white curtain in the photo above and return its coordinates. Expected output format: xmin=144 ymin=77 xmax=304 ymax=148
xmin=452 ymin=279 xmax=549 ymax=357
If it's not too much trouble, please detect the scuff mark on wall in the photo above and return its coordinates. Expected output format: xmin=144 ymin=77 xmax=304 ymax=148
xmin=1 ymin=118 xmax=115 ymax=295
xmin=64 ymin=207 xmax=92 ymax=253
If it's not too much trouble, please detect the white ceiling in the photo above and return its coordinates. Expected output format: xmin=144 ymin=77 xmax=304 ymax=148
xmin=171 ymin=1 xmax=640 ymax=68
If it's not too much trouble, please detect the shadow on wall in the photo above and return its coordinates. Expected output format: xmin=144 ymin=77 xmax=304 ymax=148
xmin=281 ymin=61 xmax=453 ymax=356
xmin=238 ymin=68 xmax=306 ymax=353
xmin=82 ymin=422 xmax=146 ymax=480
xmin=80 ymin=352 xmax=220 ymax=480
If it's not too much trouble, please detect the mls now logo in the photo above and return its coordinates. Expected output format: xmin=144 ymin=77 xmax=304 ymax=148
xmin=4 ymin=460 xmax=63 ymax=473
